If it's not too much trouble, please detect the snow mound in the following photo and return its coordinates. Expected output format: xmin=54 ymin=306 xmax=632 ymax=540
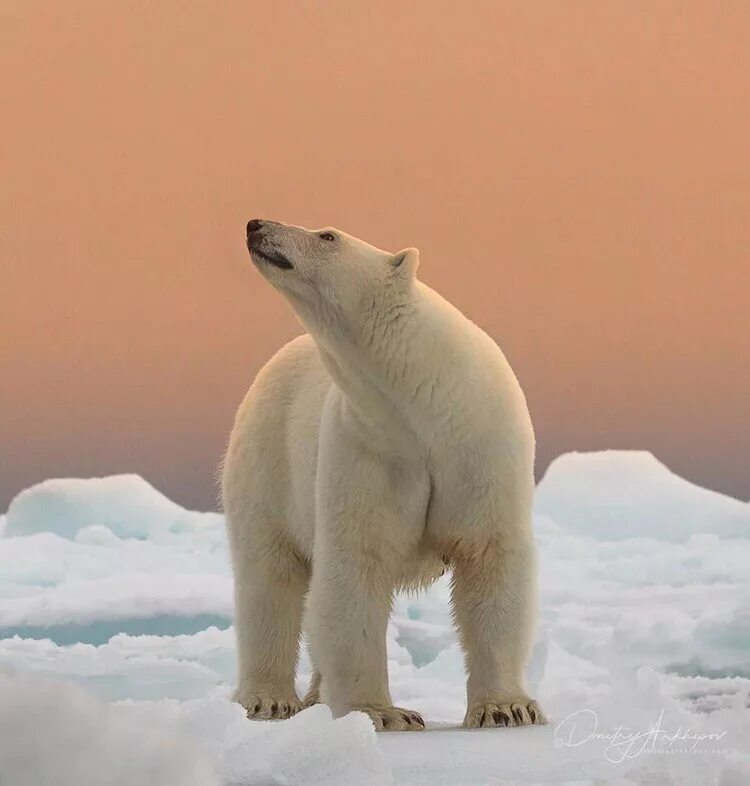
xmin=535 ymin=450 xmax=750 ymax=541
xmin=0 ymin=674 xmax=219 ymax=786
xmin=90 ymin=690 xmax=390 ymax=785
xmin=5 ymin=474 xmax=221 ymax=541
xmin=267 ymin=704 xmax=393 ymax=786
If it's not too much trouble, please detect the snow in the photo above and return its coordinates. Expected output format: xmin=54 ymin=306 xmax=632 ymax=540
xmin=0 ymin=674 xmax=219 ymax=786
xmin=1 ymin=451 xmax=748 ymax=784
xmin=535 ymin=450 xmax=750 ymax=542
xmin=5 ymin=473 xmax=223 ymax=541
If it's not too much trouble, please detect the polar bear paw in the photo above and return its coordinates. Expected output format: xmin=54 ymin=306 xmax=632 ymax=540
xmin=236 ymin=690 xmax=302 ymax=720
xmin=301 ymin=687 xmax=321 ymax=709
xmin=464 ymin=695 xmax=546 ymax=728
xmin=355 ymin=705 xmax=425 ymax=732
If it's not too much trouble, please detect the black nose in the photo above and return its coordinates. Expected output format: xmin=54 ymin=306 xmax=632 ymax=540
xmin=246 ymin=219 xmax=264 ymax=236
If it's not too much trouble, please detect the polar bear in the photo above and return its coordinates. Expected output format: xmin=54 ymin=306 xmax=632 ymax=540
xmin=222 ymin=219 xmax=545 ymax=731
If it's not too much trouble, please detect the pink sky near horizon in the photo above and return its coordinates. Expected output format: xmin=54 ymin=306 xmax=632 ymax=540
xmin=1 ymin=1 xmax=749 ymax=511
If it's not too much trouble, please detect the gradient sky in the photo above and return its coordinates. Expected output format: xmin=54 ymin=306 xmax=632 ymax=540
xmin=2 ymin=1 xmax=749 ymax=512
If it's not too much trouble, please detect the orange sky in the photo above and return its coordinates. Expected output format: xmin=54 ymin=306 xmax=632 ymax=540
xmin=2 ymin=0 xmax=749 ymax=510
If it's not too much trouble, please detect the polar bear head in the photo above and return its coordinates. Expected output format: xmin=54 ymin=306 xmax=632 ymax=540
xmin=245 ymin=218 xmax=419 ymax=335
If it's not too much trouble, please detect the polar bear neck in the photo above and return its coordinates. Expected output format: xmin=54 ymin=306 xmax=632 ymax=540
xmin=302 ymin=280 xmax=512 ymax=451
xmin=309 ymin=284 xmax=425 ymax=429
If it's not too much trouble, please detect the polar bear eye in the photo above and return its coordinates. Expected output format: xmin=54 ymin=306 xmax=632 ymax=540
xmin=318 ymin=232 xmax=336 ymax=242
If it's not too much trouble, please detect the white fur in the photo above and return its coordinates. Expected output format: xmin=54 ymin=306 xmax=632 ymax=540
xmin=222 ymin=221 xmax=544 ymax=731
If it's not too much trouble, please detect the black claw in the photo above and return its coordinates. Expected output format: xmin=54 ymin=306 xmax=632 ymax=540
xmin=529 ymin=705 xmax=538 ymax=723
xmin=492 ymin=710 xmax=502 ymax=724
xmin=269 ymin=701 xmax=278 ymax=714
xmin=252 ymin=702 xmax=260 ymax=714
xmin=512 ymin=706 xmax=524 ymax=724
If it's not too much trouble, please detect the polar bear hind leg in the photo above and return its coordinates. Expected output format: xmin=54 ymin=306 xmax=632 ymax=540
xmin=227 ymin=512 xmax=309 ymax=720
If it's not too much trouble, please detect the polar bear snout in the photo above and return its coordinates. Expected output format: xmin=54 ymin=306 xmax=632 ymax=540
xmin=246 ymin=218 xmax=265 ymax=237
xmin=245 ymin=219 xmax=295 ymax=271
xmin=245 ymin=218 xmax=267 ymax=253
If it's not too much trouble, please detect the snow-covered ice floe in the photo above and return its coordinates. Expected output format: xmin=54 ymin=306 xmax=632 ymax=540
xmin=0 ymin=450 xmax=748 ymax=784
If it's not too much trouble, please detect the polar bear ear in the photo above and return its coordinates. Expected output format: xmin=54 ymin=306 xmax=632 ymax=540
xmin=389 ymin=247 xmax=419 ymax=279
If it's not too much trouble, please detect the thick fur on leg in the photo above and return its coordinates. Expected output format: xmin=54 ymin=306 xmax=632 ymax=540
xmin=451 ymin=535 xmax=546 ymax=728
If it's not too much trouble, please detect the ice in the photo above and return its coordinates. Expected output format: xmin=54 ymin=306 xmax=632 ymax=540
xmin=535 ymin=450 xmax=750 ymax=541
xmin=1 ymin=451 xmax=748 ymax=784
xmin=267 ymin=704 xmax=394 ymax=786
xmin=0 ymin=674 xmax=219 ymax=786
xmin=105 ymin=692 xmax=394 ymax=786
xmin=4 ymin=473 xmax=224 ymax=542
xmin=0 ymin=476 xmax=229 ymax=644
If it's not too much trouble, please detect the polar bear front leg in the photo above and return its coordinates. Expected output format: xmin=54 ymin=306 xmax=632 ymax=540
xmin=452 ymin=535 xmax=547 ymax=728
xmin=306 ymin=418 xmax=429 ymax=731
xmin=306 ymin=541 xmax=425 ymax=731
